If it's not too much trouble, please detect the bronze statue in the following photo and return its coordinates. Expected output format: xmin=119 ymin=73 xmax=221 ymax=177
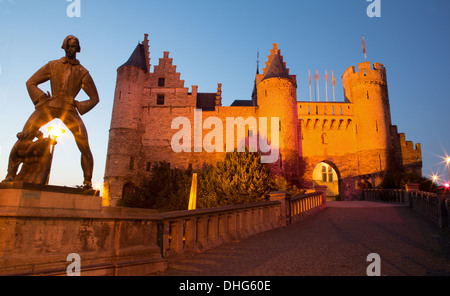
xmin=2 ymin=35 xmax=99 ymax=189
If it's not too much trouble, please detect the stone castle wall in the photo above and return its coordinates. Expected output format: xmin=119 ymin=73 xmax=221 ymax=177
xmin=103 ymin=38 xmax=422 ymax=205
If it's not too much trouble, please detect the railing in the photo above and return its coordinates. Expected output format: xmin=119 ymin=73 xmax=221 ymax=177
xmin=153 ymin=189 xmax=327 ymax=258
xmin=288 ymin=191 xmax=326 ymax=224
xmin=363 ymin=185 xmax=449 ymax=228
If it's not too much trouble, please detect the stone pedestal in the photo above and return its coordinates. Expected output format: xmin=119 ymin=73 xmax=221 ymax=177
xmin=0 ymin=182 xmax=166 ymax=276
xmin=0 ymin=182 xmax=101 ymax=212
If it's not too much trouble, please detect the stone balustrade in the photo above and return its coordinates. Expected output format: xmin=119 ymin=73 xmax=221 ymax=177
xmin=0 ymin=183 xmax=327 ymax=275
xmin=363 ymin=184 xmax=449 ymax=228
xmin=153 ymin=189 xmax=327 ymax=258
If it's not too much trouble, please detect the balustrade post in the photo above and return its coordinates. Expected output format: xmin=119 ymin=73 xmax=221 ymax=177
xmin=227 ymin=212 xmax=238 ymax=240
xmin=218 ymin=214 xmax=229 ymax=242
xmin=184 ymin=218 xmax=196 ymax=251
xmin=269 ymin=191 xmax=290 ymax=226
xmin=170 ymin=219 xmax=185 ymax=256
xmin=196 ymin=216 xmax=208 ymax=250
xmin=208 ymin=215 xmax=219 ymax=247
xmin=315 ymin=185 xmax=327 ymax=207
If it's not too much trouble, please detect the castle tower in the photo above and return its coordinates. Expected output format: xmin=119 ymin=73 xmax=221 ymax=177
xmin=342 ymin=62 xmax=395 ymax=175
xmin=256 ymin=44 xmax=300 ymax=184
xmin=103 ymin=39 xmax=149 ymax=206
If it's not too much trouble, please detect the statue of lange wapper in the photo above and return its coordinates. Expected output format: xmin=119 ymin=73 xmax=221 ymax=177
xmin=2 ymin=35 xmax=99 ymax=189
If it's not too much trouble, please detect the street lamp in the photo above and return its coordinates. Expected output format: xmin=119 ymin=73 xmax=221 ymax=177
xmin=46 ymin=126 xmax=66 ymax=185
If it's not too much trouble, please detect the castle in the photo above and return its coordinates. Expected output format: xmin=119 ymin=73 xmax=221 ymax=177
xmin=103 ymin=34 xmax=422 ymax=206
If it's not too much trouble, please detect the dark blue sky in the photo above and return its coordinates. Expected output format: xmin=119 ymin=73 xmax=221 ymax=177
xmin=1 ymin=0 xmax=449 ymax=187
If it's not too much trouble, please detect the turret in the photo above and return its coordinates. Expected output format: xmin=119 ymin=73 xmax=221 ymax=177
xmin=104 ymin=37 xmax=149 ymax=206
xmin=342 ymin=62 xmax=394 ymax=173
xmin=256 ymin=44 xmax=300 ymax=184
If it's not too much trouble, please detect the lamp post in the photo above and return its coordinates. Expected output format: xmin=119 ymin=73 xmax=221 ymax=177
xmin=46 ymin=127 xmax=65 ymax=185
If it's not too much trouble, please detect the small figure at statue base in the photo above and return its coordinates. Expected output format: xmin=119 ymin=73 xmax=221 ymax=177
xmin=2 ymin=131 xmax=56 ymax=185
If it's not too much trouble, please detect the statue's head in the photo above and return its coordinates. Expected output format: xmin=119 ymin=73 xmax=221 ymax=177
xmin=61 ymin=35 xmax=81 ymax=58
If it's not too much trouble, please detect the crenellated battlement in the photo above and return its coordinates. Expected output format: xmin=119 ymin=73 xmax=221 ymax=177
xmin=342 ymin=62 xmax=386 ymax=85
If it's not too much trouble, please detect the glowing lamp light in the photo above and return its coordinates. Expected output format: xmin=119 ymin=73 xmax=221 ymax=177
xmin=445 ymin=183 xmax=450 ymax=189
xmin=48 ymin=127 xmax=66 ymax=139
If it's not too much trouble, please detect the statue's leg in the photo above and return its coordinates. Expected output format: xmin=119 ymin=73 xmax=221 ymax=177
xmin=62 ymin=112 xmax=94 ymax=189
xmin=2 ymin=109 xmax=53 ymax=182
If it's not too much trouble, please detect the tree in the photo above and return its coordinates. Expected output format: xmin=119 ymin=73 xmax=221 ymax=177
xmin=197 ymin=151 xmax=275 ymax=207
xmin=116 ymin=162 xmax=190 ymax=212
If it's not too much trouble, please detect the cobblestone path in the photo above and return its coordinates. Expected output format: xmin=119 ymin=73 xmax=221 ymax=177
xmin=157 ymin=201 xmax=450 ymax=276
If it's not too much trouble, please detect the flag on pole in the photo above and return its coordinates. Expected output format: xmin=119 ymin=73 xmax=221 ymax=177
xmin=325 ymin=70 xmax=329 ymax=102
xmin=362 ymin=35 xmax=367 ymax=60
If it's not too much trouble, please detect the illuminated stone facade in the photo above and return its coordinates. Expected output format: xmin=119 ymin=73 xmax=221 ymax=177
xmin=103 ymin=34 xmax=422 ymax=205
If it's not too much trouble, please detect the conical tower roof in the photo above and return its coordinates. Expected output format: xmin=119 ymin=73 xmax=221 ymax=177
xmin=120 ymin=43 xmax=148 ymax=72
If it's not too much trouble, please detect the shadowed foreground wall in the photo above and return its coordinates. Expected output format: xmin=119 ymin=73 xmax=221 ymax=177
xmin=0 ymin=183 xmax=166 ymax=276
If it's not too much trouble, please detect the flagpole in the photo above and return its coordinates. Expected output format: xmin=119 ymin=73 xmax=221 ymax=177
xmin=332 ymin=70 xmax=336 ymax=102
xmin=316 ymin=70 xmax=320 ymax=102
xmin=325 ymin=70 xmax=328 ymax=102
xmin=309 ymin=70 xmax=312 ymax=102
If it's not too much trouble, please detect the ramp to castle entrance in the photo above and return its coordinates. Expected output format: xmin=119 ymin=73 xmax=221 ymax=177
xmin=157 ymin=201 xmax=450 ymax=276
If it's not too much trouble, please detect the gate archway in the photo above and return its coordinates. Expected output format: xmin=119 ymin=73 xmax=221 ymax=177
xmin=312 ymin=162 xmax=340 ymax=200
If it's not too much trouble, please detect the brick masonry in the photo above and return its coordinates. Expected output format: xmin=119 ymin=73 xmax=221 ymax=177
xmin=103 ymin=35 xmax=422 ymax=206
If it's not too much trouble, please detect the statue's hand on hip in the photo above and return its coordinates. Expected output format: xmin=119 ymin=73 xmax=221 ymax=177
xmin=34 ymin=91 xmax=52 ymax=109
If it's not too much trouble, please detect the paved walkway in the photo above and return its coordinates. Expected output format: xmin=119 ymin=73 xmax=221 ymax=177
xmin=157 ymin=201 xmax=450 ymax=276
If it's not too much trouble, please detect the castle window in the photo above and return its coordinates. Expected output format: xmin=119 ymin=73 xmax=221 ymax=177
xmin=157 ymin=94 xmax=165 ymax=105
xmin=367 ymin=91 xmax=369 ymax=99
xmin=340 ymin=106 xmax=343 ymax=115
xmin=158 ymin=78 xmax=165 ymax=87
xmin=376 ymin=121 xmax=379 ymax=132
xmin=265 ymin=90 xmax=268 ymax=97
xmin=332 ymin=106 xmax=335 ymax=115
xmin=129 ymin=157 xmax=135 ymax=170
xmin=122 ymin=183 xmax=135 ymax=199
xmin=308 ymin=106 xmax=310 ymax=114
xmin=146 ymin=162 xmax=151 ymax=172
xmin=280 ymin=154 xmax=283 ymax=169
xmin=322 ymin=165 xmax=333 ymax=182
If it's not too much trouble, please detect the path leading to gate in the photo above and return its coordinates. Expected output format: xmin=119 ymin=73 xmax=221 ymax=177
xmin=157 ymin=201 xmax=450 ymax=276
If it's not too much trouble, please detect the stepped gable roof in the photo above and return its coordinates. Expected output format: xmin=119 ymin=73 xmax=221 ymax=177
xmin=120 ymin=43 xmax=148 ymax=72
xmin=262 ymin=51 xmax=291 ymax=81
xmin=196 ymin=93 xmax=216 ymax=111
